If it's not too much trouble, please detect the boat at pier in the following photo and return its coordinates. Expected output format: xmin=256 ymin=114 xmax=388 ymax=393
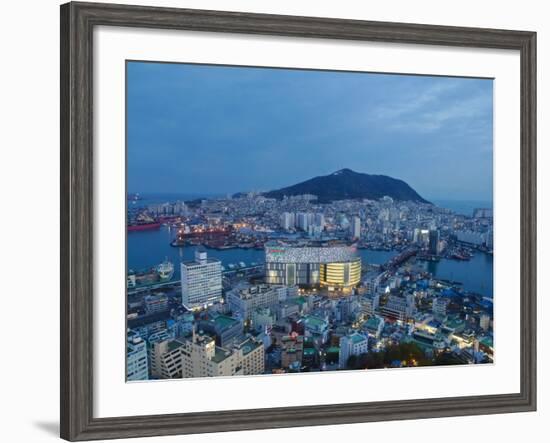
xmin=127 ymin=221 xmax=161 ymax=231
xmin=127 ymin=259 xmax=174 ymax=289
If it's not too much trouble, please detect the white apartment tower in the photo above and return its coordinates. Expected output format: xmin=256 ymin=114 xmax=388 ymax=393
xmin=181 ymin=249 xmax=222 ymax=310
xmin=280 ymin=212 xmax=295 ymax=231
xmin=351 ymin=216 xmax=361 ymax=240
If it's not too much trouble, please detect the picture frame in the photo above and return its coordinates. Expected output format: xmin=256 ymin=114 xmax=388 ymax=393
xmin=60 ymin=1 xmax=537 ymax=441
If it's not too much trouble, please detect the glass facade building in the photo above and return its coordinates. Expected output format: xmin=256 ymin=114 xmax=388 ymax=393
xmin=265 ymin=242 xmax=361 ymax=291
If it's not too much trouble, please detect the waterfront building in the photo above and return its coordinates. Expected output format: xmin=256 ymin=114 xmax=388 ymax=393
xmin=413 ymin=228 xmax=430 ymax=246
xmin=339 ymin=332 xmax=369 ymax=369
xmin=455 ymin=230 xmax=485 ymax=246
xmin=350 ymin=216 xmax=361 ymax=240
xmin=126 ymin=330 xmax=148 ymax=381
xmin=428 ymin=230 xmax=440 ymax=255
xmin=265 ymin=241 xmax=361 ymax=292
xmin=181 ymin=249 xmax=222 ymax=310
xmin=173 ymin=201 xmax=187 ymax=216
xmin=143 ymin=293 xmax=169 ymax=314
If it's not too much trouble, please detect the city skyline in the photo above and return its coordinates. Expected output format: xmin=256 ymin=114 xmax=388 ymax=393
xmin=127 ymin=61 xmax=493 ymax=202
xmin=126 ymin=61 xmax=494 ymax=381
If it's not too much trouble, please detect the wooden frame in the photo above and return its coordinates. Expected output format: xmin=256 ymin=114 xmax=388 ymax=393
xmin=60 ymin=1 xmax=537 ymax=441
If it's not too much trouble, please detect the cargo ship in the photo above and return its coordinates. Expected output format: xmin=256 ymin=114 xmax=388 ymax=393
xmin=127 ymin=221 xmax=161 ymax=231
xmin=127 ymin=259 xmax=174 ymax=289
xmin=127 ymin=211 xmax=161 ymax=231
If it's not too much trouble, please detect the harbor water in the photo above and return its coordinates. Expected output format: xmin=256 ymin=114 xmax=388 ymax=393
xmin=128 ymin=226 xmax=493 ymax=298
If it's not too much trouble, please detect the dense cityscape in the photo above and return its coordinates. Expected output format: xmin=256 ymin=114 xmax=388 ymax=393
xmin=126 ymin=180 xmax=494 ymax=381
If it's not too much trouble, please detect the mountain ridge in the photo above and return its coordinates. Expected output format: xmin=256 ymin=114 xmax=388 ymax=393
xmin=260 ymin=168 xmax=430 ymax=204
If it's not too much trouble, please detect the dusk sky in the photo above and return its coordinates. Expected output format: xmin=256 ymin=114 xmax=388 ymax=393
xmin=127 ymin=61 xmax=493 ymax=202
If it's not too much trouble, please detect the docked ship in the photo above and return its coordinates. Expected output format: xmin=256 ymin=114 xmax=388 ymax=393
xmin=127 ymin=213 xmax=161 ymax=231
xmin=127 ymin=259 xmax=174 ymax=289
xmin=127 ymin=221 xmax=161 ymax=231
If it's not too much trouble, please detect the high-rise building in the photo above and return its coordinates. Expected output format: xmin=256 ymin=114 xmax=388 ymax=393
xmin=181 ymin=249 xmax=222 ymax=309
xmin=414 ymin=228 xmax=430 ymax=246
xmin=296 ymin=212 xmax=314 ymax=231
xmin=339 ymin=332 xmax=369 ymax=369
xmin=280 ymin=212 xmax=295 ymax=231
xmin=350 ymin=216 xmax=361 ymax=240
xmin=428 ymin=230 xmax=440 ymax=255
xmin=126 ymin=330 xmax=148 ymax=381
xmin=314 ymin=213 xmax=325 ymax=230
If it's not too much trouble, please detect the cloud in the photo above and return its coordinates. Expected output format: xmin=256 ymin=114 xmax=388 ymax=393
xmin=369 ymin=79 xmax=492 ymax=134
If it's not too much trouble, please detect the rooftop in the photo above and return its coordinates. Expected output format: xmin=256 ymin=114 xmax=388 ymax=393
xmin=167 ymin=339 xmax=186 ymax=353
xmin=265 ymin=241 xmax=359 ymax=264
xmin=365 ymin=316 xmax=382 ymax=329
xmin=212 ymin=346 xmax=233 ymax=363
xmin=182 ymin=258 xmax=221 ymax=267
xmin=350 ymin=332 xmax=368 ymax=344
xmin=212 ymin=315 xmax=240 ymax=330
xmin=237 ymin=338 xmax=262 ymax=356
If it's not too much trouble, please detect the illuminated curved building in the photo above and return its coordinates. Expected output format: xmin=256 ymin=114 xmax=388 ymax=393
xmin=265 ymin=242 xmax=361 ymax=292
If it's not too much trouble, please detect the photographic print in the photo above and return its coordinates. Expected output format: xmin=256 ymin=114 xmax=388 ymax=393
xmin=126 ymin=61 xmax=494 ymax=381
